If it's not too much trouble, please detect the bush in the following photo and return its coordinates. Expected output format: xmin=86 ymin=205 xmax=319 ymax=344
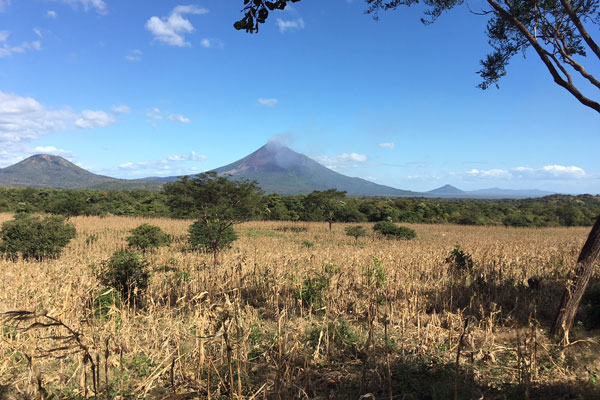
xmin=445 ymin=245 xmax=474 ymax=273
xmin=345 ymin=225 xmax=367 ymax=242
xmin=373 ymin=221 xmax=416 ymax=240
xmin=0 ymin=213 xmax=76 ymax=261
xmin=188 ymin=220 xmax=238 ymax=265
xmin=98 ymin=249 xmax=150 ymax=303
xmin=92 ymin=287 xmax=122 ymax=320
xmin=126 ymin=223 xmax=170 ymax=251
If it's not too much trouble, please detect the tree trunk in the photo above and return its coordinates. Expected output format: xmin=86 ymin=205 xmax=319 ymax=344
xmin=328 ymin=219 xmax=332 ymax=231
xmin=551 ymin=216 xmax=600 ymax=344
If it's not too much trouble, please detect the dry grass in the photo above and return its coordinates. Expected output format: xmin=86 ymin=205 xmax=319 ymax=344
xmin=0 ymin=213 xmax=599 ymax=399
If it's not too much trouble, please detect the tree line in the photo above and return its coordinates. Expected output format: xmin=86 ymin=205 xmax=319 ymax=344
xmin=0 ymin=184 xmax=598 ymax=227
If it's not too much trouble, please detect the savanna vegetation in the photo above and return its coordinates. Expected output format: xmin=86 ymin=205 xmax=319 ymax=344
xmin=0 ymin=185 xmax=598 ymax=227
xmin=1 ymin=212 xmax=599 ymax=399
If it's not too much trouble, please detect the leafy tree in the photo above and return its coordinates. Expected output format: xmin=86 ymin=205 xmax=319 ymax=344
xmin=373 ymin=221 xmax=417 ymax=240
xmin=235 ymin=0 xmax=600 ymax=343
xmin=188 ymin=221 xmax=239 ymax=266
xmin=126 ymin=223 xmax=171 ymax=252
xmin=302 ymin=189 xmax=347 ymax=230
xmin=163 ymin=172 xmax=263 ymax=265
xmin=0 ymin=214 xmax=76 ymax=261
xmin=345 ymin=225 xmax=367 ymax=242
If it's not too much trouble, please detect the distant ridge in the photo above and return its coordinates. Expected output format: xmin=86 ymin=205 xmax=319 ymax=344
xmin=0 ymin=154 xmax=161 ymax=191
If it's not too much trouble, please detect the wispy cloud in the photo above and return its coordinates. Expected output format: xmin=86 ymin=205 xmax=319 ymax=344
xmin=145 ymin=5 xmax=208 ymax=47
xmin=458 ymin=165 xmax=588 ymax=180
xmin=200 ymin=38 xmax=223 ymax=49
xmin=75 ymin=110 xmax=115 ymax=129
xmin=61 ymin=0 xmax=107 ymax=14
xmin=117 ymin=151 xmax=208 ymax=177
xmin=47 ymin=10 xmax=57 ymax=17
xmin=168 ymin=113 xmax=190 ymax=123
xmin=378 ymin=142 xmax=395 ymax=149
xmin=313 ymin=152 xmax=367 ymax=170
xmin=258 ymin=98 xmax=279 ymax=107
xmin=0 ymin=0 xmax=10 ymax=12
xmin=276 ymin=18 xmax=305 ymax=33
xmin=125 ymin=49 xmax=142 ymax=62
xmin=147 ymin=108 xmax=190 ymax=124
xmin=111 ymin=104 xmax=131 ymax=115
xmin=0 ymin=31 xmax=41 ymax=58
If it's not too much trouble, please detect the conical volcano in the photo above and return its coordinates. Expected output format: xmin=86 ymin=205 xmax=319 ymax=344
xmin=212 ymin=143 xmax=417 ymax=196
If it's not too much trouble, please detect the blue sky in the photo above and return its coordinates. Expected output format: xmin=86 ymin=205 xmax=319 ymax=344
xmin=0 ymin=0 xmax=598 ymax=193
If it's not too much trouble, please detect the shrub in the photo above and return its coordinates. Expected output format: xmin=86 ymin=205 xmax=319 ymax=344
xmin=373 ymin=221 xmax=416 ymax=240
xmin=445 ymin=245 xmax=474 ymax=273
xmin=188 ymin=220 xmax=238 ymax=265
xmin=0 ymin=213 xmax=76 ymax=261
xmin=299 ymin=273 xmax=329 ymax=309
xmin=126 ymin=223 xmax=170 ymax=251
xmin=98 ymin=249 xmax=150 ymax=303
xmin=345 ymin=225 xmax=367 ymax=242
xmin=92 ymin=287 xmax=122 ymax=320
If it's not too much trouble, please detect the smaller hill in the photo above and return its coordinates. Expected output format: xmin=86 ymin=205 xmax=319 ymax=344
xmin=427 ymin=184 xmax=464 ymax=194
xmin=0 ymin=154 xmax=161 ymax=191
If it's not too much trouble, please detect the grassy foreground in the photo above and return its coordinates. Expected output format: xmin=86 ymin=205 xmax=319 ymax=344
xmin=0 ymin=213 xmax=599 ymax=399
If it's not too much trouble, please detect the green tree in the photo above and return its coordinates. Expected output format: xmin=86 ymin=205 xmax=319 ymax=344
xmin=302 ymin=189 xmax=347 ymax=230
xmin=126 ymin=223 xmax=171 ymax=252
xmin=234 ymin=0 xmax=600 ymax=343
xmin=345 ymin=225 xmax=367 ymax=242
xmin=98 ymin=249 xmax=150 ymax=304
xmin=0 ymin=214 xmax=76 ymax=261
xmin=163 ymin=172 xmax=263 ymax=265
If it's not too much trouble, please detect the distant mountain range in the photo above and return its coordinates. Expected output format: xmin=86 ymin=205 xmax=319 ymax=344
xmin=0 ymin=145 xmax=557 ymax=198
xmin=425 ymin=184 xmax=555 ymax=199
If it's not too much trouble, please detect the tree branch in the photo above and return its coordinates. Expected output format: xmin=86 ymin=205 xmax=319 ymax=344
xmin=559 ymin=0 xmax=600 ymax=60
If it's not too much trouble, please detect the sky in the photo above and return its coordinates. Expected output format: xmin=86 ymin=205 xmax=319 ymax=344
xmin=0 ymin=0 xmax=598 ymax=194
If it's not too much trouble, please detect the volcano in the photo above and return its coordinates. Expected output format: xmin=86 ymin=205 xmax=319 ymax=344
xmin=209 ymin=143 xmax=417 ymax=196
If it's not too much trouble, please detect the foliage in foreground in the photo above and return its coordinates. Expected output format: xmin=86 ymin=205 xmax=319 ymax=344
xmin=97 ymin=249 xmax=150 ymax=303
xmin=0 ymin=213 xmax=76 ymax=261
xmin=126 ymin=223 xmax=171 ymax=251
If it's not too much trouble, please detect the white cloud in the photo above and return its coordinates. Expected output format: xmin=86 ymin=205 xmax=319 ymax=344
xmin=200 ymin=38 xmax=223 ymax=49
xmin=378 ymin=142 xmax=395 ymax=149
xmin=0 ymin=31 xmax=42 ymax=58
xmin=47 ymin=10 xmax=57 ymax=17
xmin=145 ymin=5 xmax=208 ymax=47
xmin=258 ymin=98 xmax=279 ymax=107
xmin=462 ymin=165 xmax=587 ymax=180
xmin=147 ymin=108 xmax=190 ymax=124
xmin=75 ymin=110 xmax=115 ymax=129
xmin=116 ymin=151 xmax=208 ymax=177
xmin=32 ymin=146 xmax=72 ymax=157
xmin=276 ymin=18 xmax=304 ymax=33
xmin=0 ymin=0 xmax=10 ymax=12
xmin=168 ymin=113 xmax=190 ymax=123
xmin=0 ymin=91 xmax=120 ymax=166
xmin=33 ymin=28 xmax=43 ymax=38
xmin=313 ymin=152 xmax=367 ymax=170
xmin=111 ymin=104 xmax=131 ymax=114
xmin=125 ymin=49 xmax=142 ymax=62
xmin=61 ymin=0 xmax=107 ymax=14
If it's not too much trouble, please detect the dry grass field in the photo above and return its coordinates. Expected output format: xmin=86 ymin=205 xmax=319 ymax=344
xmin=1 ymin=213 xmax=599 ymax=399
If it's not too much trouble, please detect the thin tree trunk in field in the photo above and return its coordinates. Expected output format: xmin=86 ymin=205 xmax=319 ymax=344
xmin=551 ymin=216 xmax=600 ymax=343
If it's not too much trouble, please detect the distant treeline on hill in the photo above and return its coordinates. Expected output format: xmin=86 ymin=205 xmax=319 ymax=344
xmin=0 ymin=186 xmax=598 ymax=227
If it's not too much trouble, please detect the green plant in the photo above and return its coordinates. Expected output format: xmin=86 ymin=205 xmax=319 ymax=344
xmin=345 ymin=225 xmax=367 ymax=242
xmin=363 ymin=256 xmax=387 ymax=288
xmin=302 ymin=240 xmax=314 ymax=248
xmin=445 ymin=245 xmax=474 ymax=273
xmin=299 ymin=273 xmax=329 ymax=309
xmin=188 ymin=220 xmax=238 ymax=266
xmin=126 ymin=223 xmax=170 ymax=251
xmin=98 ymin=249 xmax=150 ymax=303
xmin=92 ymin=287 xmax=122 ymax=320
xmin=0 ymin=213 xmax=76 ymax=261
xmin=373 ymin=221 xmax=416 ymax=240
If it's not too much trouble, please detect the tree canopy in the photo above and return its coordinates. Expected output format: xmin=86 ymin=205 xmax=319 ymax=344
xmin=236 ymin=0 xmax=600 ymax=113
